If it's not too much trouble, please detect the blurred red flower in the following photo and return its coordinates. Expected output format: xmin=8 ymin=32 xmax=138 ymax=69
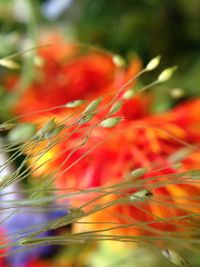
xmin=0 ymin=228 xmax=7 ymax=266
xmin=6 ymin=35 xmax=142 ymax=121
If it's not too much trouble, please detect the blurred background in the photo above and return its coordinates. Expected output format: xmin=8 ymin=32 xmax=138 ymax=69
xmin=1 ymin=1 xmax=200 ymax=267
xmin=0 ymin=0 xmax=200 ymax=117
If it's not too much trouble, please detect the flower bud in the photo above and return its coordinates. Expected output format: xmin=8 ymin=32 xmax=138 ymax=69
xmin=78 ymin=113 xmax=94 ymax=125
xmin=113 ymin=55 xmax=126 ymax=67
xmin=122 ymin=89 xmax=135 ymax=100
xmin=130 ymin=168 xmax=147 ymax=178
xmin=161 ymin=249 xmax=189 ymax=266
xmin=109 ymin=100 xmax=123 ymax=114
xmin=146 ymin=55 xmax=161 ymax=71
xmin=84 ymin=98 xmax=102 ymax=113
xmin=35 ymin=118 xmax=56 ymax=139
xmin=129 ymin=189 xmax=153 ymax=202
xmin=8 ymin=123 xmax=36 ymax=143
xmin=158 ymin=66 xmax=178 ymax=82
xmin=0 ymin=58 xmax=20 ymax=69
xmin=44 ymin=124 xmax=64 ymax=138
xmin=99 ymin=117 xmax=122 ymax=128
xmin=168 ymin=148 xmax=192 ymax=163
xmin=65 ymin=100 xmax=85 ymax=108
xmin=170 ymin=88 xmax=184 ymax=99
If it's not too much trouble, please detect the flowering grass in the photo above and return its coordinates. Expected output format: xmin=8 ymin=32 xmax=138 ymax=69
xmin=1 ymin=40 xmax=200 ymax=266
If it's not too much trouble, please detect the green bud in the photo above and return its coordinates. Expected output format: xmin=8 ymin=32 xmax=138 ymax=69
xmin=33 ymin=55 xmax=44 ymax=67
xmin=78 ymin=113 xmax=94 ymax=125
xmin=99 ymin=117 xmax=122 ymax=128
xmin=130 ymin=168 xmax=147 ymax=178
xmin=34 ymin=119 xmax=64 ymax=140
xmin=65 ymin=100 xmax=85 ymax=108
xmin=158 ymin=66 xmax=178 ymax=82
xmin=0 ymin=58 xmax=20 ymax=69
xmin=44 ymin=124 xmax=64 ymax=138
xmin=35 ymin=118 xmax=56 ymax=139
xmin=109 ymin=100 xmax=123 ymax=114
xmin=122 ymin=89 xmax=135 ymax=100
xmin=170 ymin=88 xmax=184 ymax=99
xmin=146 ymin=55 xmax=161 ymax=71
xmin=161 ymin=249 xmax=189 ymax=266
xmin=113 ymin=55 xmax=126 ymax=67
xmin=168 ymin=148 xmax=192 ymax=163
xmin=8 ymin=123 xmax=36 ymax=143
xmin=130 ymin=189 xmax=153 ymax=202
xmin=84 ymin=98 xmax=102 ymax=113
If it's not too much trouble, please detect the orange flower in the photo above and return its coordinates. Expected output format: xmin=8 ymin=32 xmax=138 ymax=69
xmin=23 ymin=97 xmax=200 ymax=241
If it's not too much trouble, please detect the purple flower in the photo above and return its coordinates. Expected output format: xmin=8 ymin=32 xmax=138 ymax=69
xmin=3 ymin=204 xmax=68 ymax=267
